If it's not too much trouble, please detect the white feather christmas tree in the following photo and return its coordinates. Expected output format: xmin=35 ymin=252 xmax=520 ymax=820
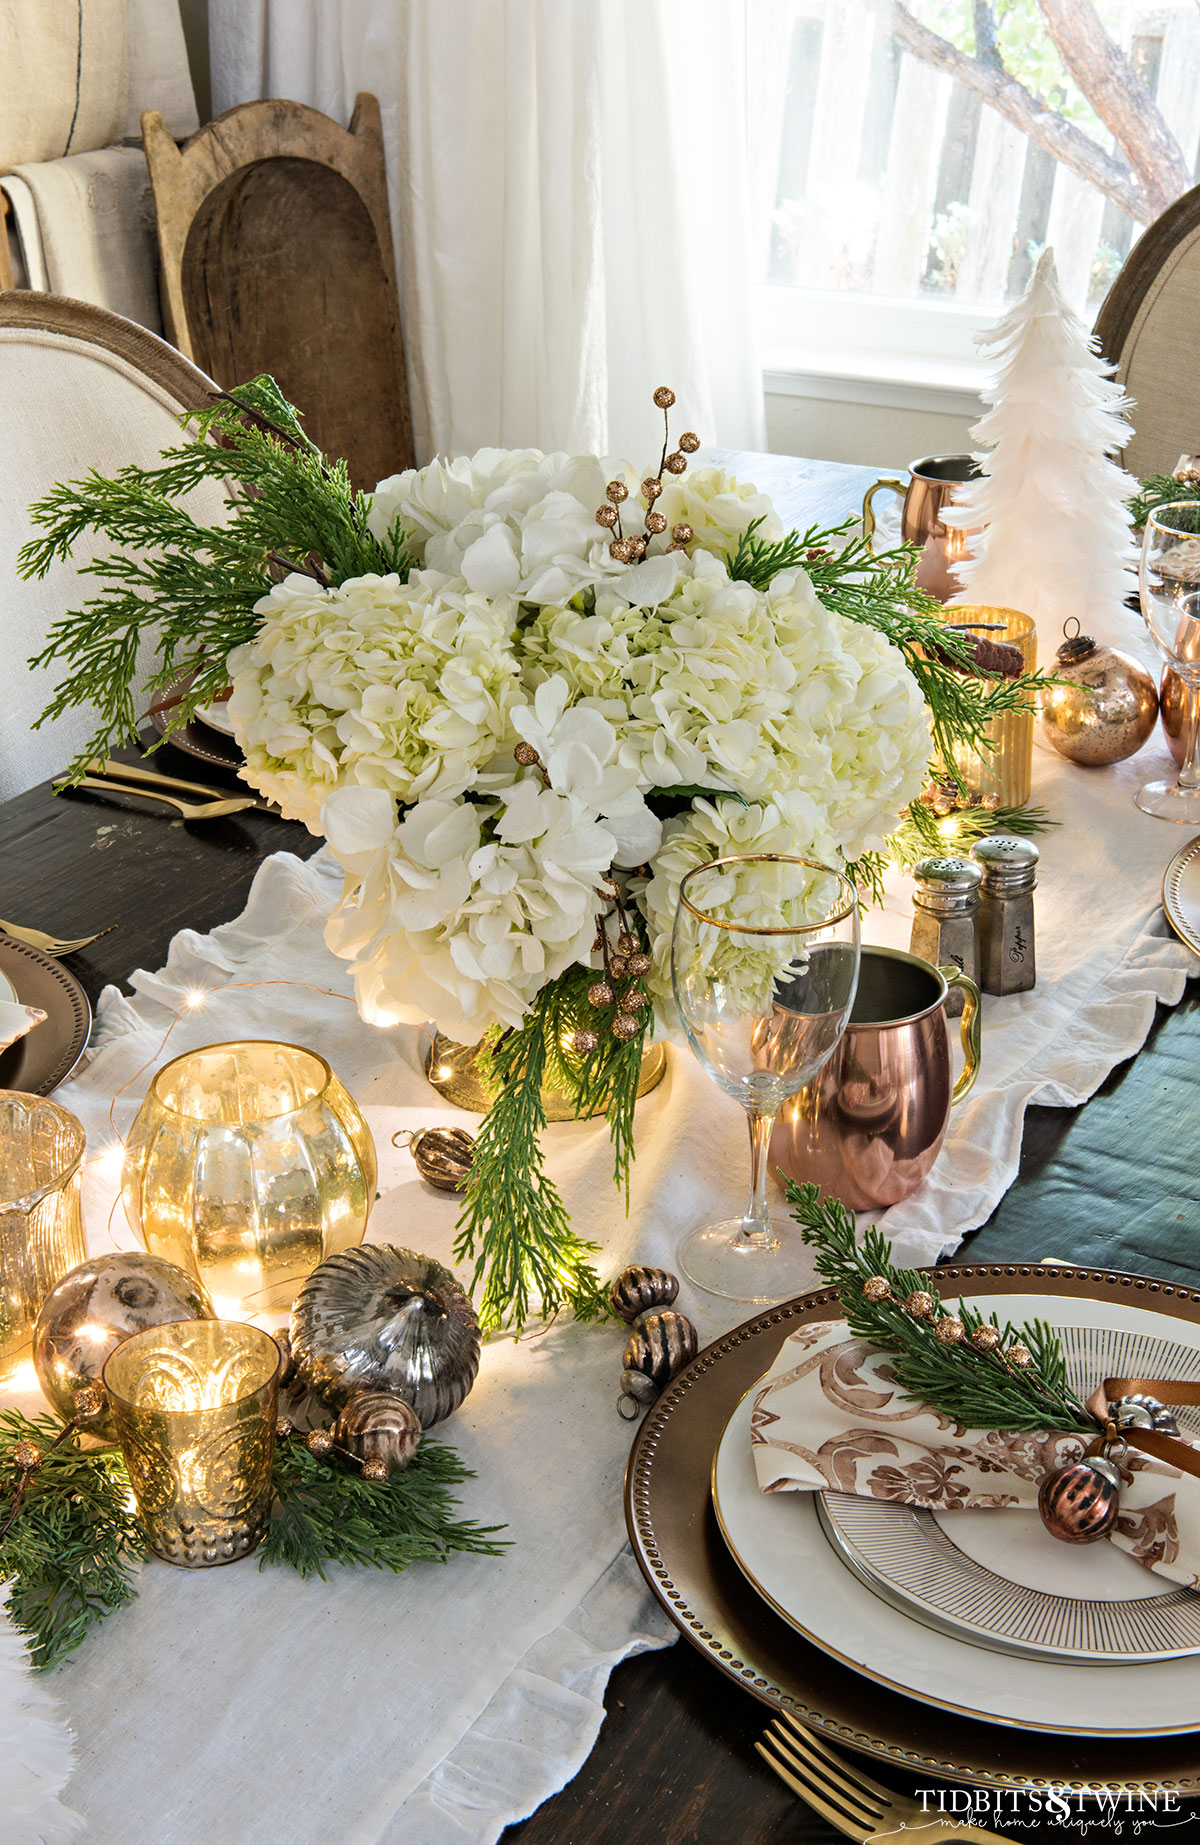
xmin=946 ymin=247 xmax=1136 ymax=670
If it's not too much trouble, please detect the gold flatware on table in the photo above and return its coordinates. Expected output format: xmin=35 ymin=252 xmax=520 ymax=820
xmin=72 ymin=777 xmax=270 ymax=822
xmin=86 ymin=759 xmax=255 ymax=804
xmin=0 ymin=918 xmax=117 ymax=957
xmin=756 ymin=1714 xmax=1012 ymax=1842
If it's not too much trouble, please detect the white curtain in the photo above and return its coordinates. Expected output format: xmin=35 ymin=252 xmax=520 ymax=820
xmin=208 ymin=0 xmax=764 ymax=465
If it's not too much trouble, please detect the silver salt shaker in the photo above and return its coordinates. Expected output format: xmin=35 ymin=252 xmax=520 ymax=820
xmin=971 ymin=834 xmax=1038 ymax=995
xmin=910 ymin=856 xmax=982 ymax=1015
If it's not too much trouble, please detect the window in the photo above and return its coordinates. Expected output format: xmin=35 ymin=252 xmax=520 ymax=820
xmin=752 ymin=0 xmax=1200 ymax=392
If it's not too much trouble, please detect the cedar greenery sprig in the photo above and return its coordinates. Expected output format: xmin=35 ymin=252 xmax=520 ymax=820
xmin=786 ymin=1182 xmax=1095 ymax=1437
xmin=725 ymin=517 xmax=1057 ymax=774
xmin=453 ymin=964 xmax=642 ymax=1331
xmin=19 ymin=376 xmax=414 ymax=778
xmin=261 ymin=1434 xmax=508 ymax=1579
xmin=0 ymin=1408 xmax=147 ymax=1668
xmin=1128 ymin=473 xmax=1200 ymax=531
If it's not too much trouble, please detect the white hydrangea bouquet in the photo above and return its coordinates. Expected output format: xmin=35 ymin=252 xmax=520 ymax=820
xmin=24 ymin=379 xmax=1034 ymax=1330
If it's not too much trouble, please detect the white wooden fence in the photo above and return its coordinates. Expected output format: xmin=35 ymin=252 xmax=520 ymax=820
xmin=758 ymin=0 xmax=1200 ymax=316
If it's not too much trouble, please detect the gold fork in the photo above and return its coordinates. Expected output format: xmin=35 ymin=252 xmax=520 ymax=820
xmin=756 ymin=1713 xmax=1012 ymax=1841
xmin=86 ymin=759 xmax=261 ymax=804
xmin=0 ymin=919 xmax=117 ymax=957
xmin=72 ymin=777 xmax=269 ymax=821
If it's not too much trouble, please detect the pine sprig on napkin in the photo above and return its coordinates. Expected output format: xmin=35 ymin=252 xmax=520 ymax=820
xmin=786 ymin=1182 xmax=1095 ymax=1436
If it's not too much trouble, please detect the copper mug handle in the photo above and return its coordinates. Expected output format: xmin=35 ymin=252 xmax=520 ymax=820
xmin=861 ymin=476 xmax=907 ymax=543
xmin=939 ymin=966 xmax=981 ymax=1104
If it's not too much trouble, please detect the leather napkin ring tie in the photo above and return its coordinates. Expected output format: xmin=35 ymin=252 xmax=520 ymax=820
xmin=1084 ymin=1377 xmax=1200 ymax=1479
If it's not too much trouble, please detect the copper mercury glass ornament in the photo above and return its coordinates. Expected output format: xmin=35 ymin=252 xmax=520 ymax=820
xmin=1039 ymin=620 xmax=1158 ymax=766
xmin=1037 ymin=1452 xmax=1122 ymax=1543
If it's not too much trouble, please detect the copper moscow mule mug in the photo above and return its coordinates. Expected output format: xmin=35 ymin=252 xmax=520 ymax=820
xmin=861 ymin=454 xmax=983 ymax=600
xmin=769 ymin=946 xmax=980 ymax=1212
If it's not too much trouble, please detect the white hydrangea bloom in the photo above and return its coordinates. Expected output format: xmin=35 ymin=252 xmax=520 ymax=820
xmin=227 ymin=444 xmax=934 ymax=1037
xmin=226 ymin=569 xmax=521 ymax=830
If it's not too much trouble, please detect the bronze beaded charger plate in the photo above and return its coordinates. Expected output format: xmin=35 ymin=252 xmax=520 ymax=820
xmin=0 ymin=934 xmax=91 ymax=1095
xmin=150 ymin=682 xmax=244 ymax=771
xmin=625 ymin=1265 xmax=1200 ymax=1796
xmin=1162 ymin=833 xmax=1200 ymax=958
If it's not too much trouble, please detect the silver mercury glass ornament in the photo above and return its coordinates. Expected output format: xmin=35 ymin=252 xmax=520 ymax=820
xmin=909 ymin=855 xmax=982 ymax=1016
xmin=971 ymin=835 xmax=1038 ymax=996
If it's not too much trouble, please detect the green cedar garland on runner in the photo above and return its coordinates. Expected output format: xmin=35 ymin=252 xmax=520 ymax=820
xmin=0 ymin=1407 xmax=505 ymax=1668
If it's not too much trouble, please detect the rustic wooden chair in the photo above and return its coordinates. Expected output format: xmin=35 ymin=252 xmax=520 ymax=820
xmin=0 ymin=292 xmax=220 ymax=799
xmin=1094 ymin=184 xmax=1200 ymax=480
xmin=142 ymin=92 xmax=415 ymax=490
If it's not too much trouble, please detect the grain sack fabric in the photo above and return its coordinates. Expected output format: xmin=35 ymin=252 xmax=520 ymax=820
xmin=0 ymin=0 xmax=197 ymax=168
xmin=6 ymin=146 xmax=162 ymax=332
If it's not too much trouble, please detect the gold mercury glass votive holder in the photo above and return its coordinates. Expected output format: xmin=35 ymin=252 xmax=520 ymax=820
xmin=935 ymin=605 xmax=1037 ymax=806
xmin=0 ymin=1091 xmax=87 ymax=1386
xmin=121 ymin=1041 xmax=377 ymax=1317
xmin=103 ymin=1319 xmax=281 ymax=1566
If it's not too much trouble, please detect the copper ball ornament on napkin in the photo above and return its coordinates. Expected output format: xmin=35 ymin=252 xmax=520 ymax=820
xmin=34 ymin=1251 xmax=215 ymax=1437
xmin=1037 ymin=1454 xmax=1122 ymax=1544
xmin=1040 ymin=623 xmax=1158 ymax=766
xmin=290 ymin=1245 xmax=480 ymax=1427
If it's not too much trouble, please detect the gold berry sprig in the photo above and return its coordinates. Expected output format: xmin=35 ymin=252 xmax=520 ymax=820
xmin=788 ymin=1181 xmax=1097 ymax=1438
xmin=595 ymin=386 xmax=699 ymax=564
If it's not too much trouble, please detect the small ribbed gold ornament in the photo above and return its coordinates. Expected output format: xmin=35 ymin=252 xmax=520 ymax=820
xmin=936 ymin=1317 xmax=965 ymax=1345
xmin=12 ymin=1439 xmax=41 ymax=1472
xmin=334 ymin=1390 xmax=421 ymax=1477
xmin=971 ymin=1324 xmax=1001 ymax=1352
xmin=1005 ymin=1342 xmax=1033 ymax=1368
xmin=904 ymin=1290 xmax=936 ymax=1320
xmin=410 ymin=1126 xmax=475 ymax=1194
xmin=862 ymin=1276 xmax=891 ymax=1303
xmin=652 ymin=386 xmax=676 ymax=408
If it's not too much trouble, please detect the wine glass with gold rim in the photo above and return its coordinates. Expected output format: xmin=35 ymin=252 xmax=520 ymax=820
xmin=671 ymin=854 xmax=860 ymax=1302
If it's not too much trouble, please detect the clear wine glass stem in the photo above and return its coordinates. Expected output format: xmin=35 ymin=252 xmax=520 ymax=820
xmin=735 ymin=1107 xmax=780 ymax=1252
xmin=1179 ymin=681 xmax=1200 ymax=792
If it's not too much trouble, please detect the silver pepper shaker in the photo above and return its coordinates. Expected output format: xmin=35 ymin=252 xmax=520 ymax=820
xmin=910 ymin=856 xmax=982 ymax=1015
xmin=971 ymin=835 xmax=1038 ymax=995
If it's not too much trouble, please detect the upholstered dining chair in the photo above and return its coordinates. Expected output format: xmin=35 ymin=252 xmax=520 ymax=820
xmin=1094 ymin=184 xmax=1200 ymax=480
xmin=0 ymin=292 xmax=221 ymax=801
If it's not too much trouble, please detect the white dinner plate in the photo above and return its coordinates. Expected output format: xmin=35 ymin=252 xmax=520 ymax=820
xmin=1163 ymin=833 xmax=1200 ymax=957
xmin=194 ymin=700 xmax=237 ymax=738
xmin=712 ymin=1291 xmax=1200 ymax=1735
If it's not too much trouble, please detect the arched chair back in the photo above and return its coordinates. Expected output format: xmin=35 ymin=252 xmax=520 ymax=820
xmin=0 ymin=293 xmax=221 ymax=800
xmin=1095 ymin=186 xmax=1200 ymax=479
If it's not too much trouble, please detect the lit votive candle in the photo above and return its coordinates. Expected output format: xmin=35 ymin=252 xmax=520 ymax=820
xmin=103 ymin=1320 xmax=281 ymax=1567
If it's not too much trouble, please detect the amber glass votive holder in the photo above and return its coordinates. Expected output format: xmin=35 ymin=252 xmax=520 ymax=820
xmin=103 ymin=1319 xmax=281 ymax=1567
xmin=936 ymin=605 xmax=1037 ymax=806
xmin=121 ymin=1040 xmax=377 ymax=1317
xmin=0 ymin=1091 xmax=86 ymax=1384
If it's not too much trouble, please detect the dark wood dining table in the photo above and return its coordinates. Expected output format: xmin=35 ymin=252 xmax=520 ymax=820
xmin=5 ymin=451 xmax=1200 ymax=1844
